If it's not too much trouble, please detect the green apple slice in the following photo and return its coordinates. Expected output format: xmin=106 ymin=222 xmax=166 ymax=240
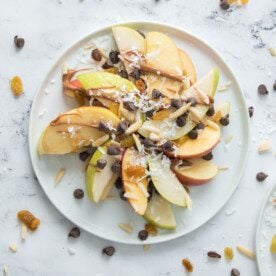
xmin=144 ymin=193 xmax=176 ymax=230
xmin=215 ymin=102 xmax=230 ymax=117
xmin=76 ymin=71 xmax=137 ymax=92
xmin=86 ymin=145 xmax=117 ymax=203
xmin=148 ymin=156 xmax=192 ymax=207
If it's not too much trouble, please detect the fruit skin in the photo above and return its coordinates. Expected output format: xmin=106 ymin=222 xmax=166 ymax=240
xmin=122 ymin=148 xmax=148 ymax=216
xmin=171 ymin=158 xmax=218 ymax=186
xmin=144 ymin=193 xmax=176 ymax=230
xmin=179 ymin=49 xmax=196 ymax=84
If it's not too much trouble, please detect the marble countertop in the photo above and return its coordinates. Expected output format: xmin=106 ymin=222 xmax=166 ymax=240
xmin=0 ymin=0 xmax=276 ymax=275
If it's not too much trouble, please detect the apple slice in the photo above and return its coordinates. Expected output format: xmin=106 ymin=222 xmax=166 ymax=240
xmin=148 ymin=156 xmax=191 ymax=207
xmin=171 ymin=124 xmax=221 ymax=159
xmin=144 ymin=193 xmax=176 ymax=230
xmin=179 ymin=49 xmax=196 ymax=85
xmin=213 ymin=102 xmax=231 ymax=122
xmin=172 ymin=158 xmax=218 ymax=186
xmin=86 ymin=146 xmax=118 ymax=202
xmin=122 ymin=148 xmax=148 ymax=215
xmin=141 ymin=32 xmax=183 ymax=81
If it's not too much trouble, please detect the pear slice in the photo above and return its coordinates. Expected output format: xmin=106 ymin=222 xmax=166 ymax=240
xmin=144 ymin=193 xmax=176 ymax=230
xmin=179 ymin=49 xmax=196 ymax=85
xmin=141 ymin=32 xmax=183 ymax=81
xmin=148 ymin=156 xmax=191 ymax=207
xmin=86 ymin=145 xmax=118 ymax=203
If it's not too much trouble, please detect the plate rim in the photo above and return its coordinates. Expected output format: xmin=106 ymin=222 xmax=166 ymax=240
xmin=28 ymin=20 xmax=250 ymax=245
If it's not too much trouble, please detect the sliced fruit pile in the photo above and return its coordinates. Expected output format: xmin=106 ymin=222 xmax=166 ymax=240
xmin=38 ymin=26 xmax=231 ymax=231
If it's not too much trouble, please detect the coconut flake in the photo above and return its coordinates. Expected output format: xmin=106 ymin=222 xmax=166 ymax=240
xmin=9 ymin=243 xmax=17 ymax=253
xmin=258 ymin=139 xmax=271 ymax=153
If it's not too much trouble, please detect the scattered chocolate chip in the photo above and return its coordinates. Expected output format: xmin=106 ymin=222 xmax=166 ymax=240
xmin=142 ymin=138 xmax=156 ymax=148
xmin=130 ymin=68 xmax=140 ymax=80
xmin=115 ymin=177 xmax=123 ymax=189
xmin=97 ymin=159 xmax=107 ymax=169
xmin=258 ymin=84 xmax=268 ymax=95
xmin=256 ymin=172 xmax=268 ymax=182
xmin=176 ymin=116 xmax=186 ymax=127
xmin=109 ymin=50 xmax=120 ymax=64
xmin=102 ymin=246 xmax=115 ymax=256
xmin=171 ymin=99 xmax=182 ymax=109
xmin=118 ymin=70 xmax=128 ymax=79
xmin=248 ymin=106 xmax=254 ymax=118
xmin=138 ymin=230 xmax=148 ymax=241
xmin=117 ymin=120 xmax=129 ymax=134
xmin=91 ymin=48 xmax=102 ymax=61
xmin=107 ymin=145 xmax=121 ymax=155
xmin=120 ymin=190 xmax=127 ymax=201
xmin=206 ymin=105 xmax=215 ymax=116
xmin=188 ymin=129 xmax=198 ymax=139
xmin=220 ymin=0 xmax=230 ymax=10
xmin=79 ymin=151 xmax=90 ymax=162
xmin=14 ymin=36 xmax=25 ymax=49
xmin=74 ymin=189 xmax=84 ymax=199
xmin=163 ymin=141 xmax=174 ymax=152
xmin=179 ymin=160 xmax=193 ymax=167
xmin=102 ymin=62 xmax=113 ymax=69
xmin=186 ymin=97 xmax=197 ymax=107
xmin=111 ymin=162 xmax=121 ymax=173
xmin=124 ymin=101 xmax=138 ymax=111
xmin=137 ymin=30 xmax=145 ymax=38
xmin=68 ymin=227 xmax=81 ymax=238
xmin=219 ymin=116 xmax=230 ymax=126
xmin=207 ymin=251 xmax=221 ymax=258
xmin=152 ymin=89 xmax=162 ymax=99
xmin=195 ymin=122 xmax=205 ymax=130
xmin=273 ymin=81 xmax=276 ymax=91
xmin=145 ymin=110 xmax=154 ymax=118
xmin=98 ymin=121 xmax=111 ymax=132
xmin=203 ymin=152 xmax=213 ymax=161
xmin=231 ymin=268 xmax=240 ymax=276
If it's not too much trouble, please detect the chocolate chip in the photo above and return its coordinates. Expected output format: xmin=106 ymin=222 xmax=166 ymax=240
xmin=148 ymin=181 xmax=154 ymax=202
xmin=74 ymin=189 xmax=84 ymax=199
xmin=195 ymin=122 xmax=205 ymax=130
xmin=111 ymin=162 xmax=121 ymax=173
xmin=258 ymin=84 xmax=268 ymax=95
xmin=124 ymin=101 xmax=138 ymax=111
xmin=186 ymin=97 xmax=197 ymax=107
xmin=98 ymin=121 xmax=111 ymax=132
xmin=179 ymin=160 xmax=193 ymax=167
xmin=79 ymin=151 xmax=90 ymax=162
xmin=130 ymin=68 xmax=140 ymax=80
xmin=163 ymin=141 xmax=174 ymax=152
xmin=171 ymin=99 xmax=182 ymax=109
xmin=273 ymin=81 xmax=276 ymax=91
xmin=207 ymin=251 xmax=221 ymax=258
xmin=109 ymin=50 xmax=120 ymax=64
xmin=138 ymin=230 xmax=148 ymax=241
xmin=206 ymin=105 xmax=215 ymax=116
xmin=102 ymin=62 xmax=113 ymax=69
xmin=188 ymin=129 xmax=198 ymax=139
xmin=231 ymin=268 xmax=240 ymax=276
xmin=152 ymin=89 xmax=162 ymax=99
xmin=68 ymin=227 xmax=80 ymax=238
xmin=102 ymin=246 xmax=115 ymax=256
xmin=219 ymin=116 xmax=230 ymax=126
xmin=203 ymin=152 xmax=213 ymax=161
xmin=107 ymin=145 xmax=121 ymax=155
xmin=176 ymin=116 xmax=186 ymax=127
xmin=120 ymin=190 xmax=127 ymax=201
xmin=91 ymin=48 xmax=102 ymax=61
xmin=220 ymin=0 xmax=230 ymax=10
xmin=137 ymin=30 xmax=145 ymax=38
xmin=256 ymin=172 xmax=268 ymax=182
xmin=118 ymin=70 xmax=128 ymax=79
xmin=115 ymin=177 xmax=123 ymax=189
xmin=142 ymin=138 xmax=156 ymax=148
xmin=117 ymin=120 xmax=129 ymax=134
xmin=14 ymin=36 xmax=25 ymax=49
xmin=97 ymin=159 xmax=107 ymax=169
xmin=145 ymin=110 xmax=154 ymax=118
xmin=248 ymin=106 xmax=254 ymax=118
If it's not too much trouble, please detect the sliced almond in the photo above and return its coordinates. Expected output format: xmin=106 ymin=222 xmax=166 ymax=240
xmin=9 ymin=243 xmax=17 ymax=253
xmin=205 ymin=119 xmax=220 ymax=130
xmin=92 ymin=134 xmax=110 ymax=147
xmin=169 ymin=103 xmax=191 ymax=119
xmin=258 ymin=139 xmax=271 ymax=153
xmin=118 ymin=223 xmax=133 ymax=234
xmin=125 ymin=120 xmax=143 ymax=135
xmin=218 ymin=165 xmax=229 ymax=171
xmin=21 ymin=223 xmax=27 ymax=240
xmin=236 ymin=245 xmax=255 ymax=259
xmin=132 ymin=134 xmax=142 ymax=152
xmin=55 ymin=168 xmax=66 ymax=184
xmin=194 ymin=87 xmax=210 ymax=104
xmin=120 ymin=106 xmax=135 ymax=122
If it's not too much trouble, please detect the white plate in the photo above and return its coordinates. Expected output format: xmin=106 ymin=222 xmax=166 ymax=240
xmin=256 ymin=185 xmax=276 ymax=275
xmin=29 ymin=22 xmax=249 ymax=244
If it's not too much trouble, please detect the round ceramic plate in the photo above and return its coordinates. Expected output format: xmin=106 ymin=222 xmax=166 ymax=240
xmin=256 ymin=185 xmax=276 ymax=275
xmin=29 ymin=22 xmax=249 ymax=244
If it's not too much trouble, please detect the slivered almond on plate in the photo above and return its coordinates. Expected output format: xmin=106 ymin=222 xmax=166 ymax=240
xmin=236 ymin=245 xmax=255 ymax=259
xmin=55 ymin=168 xmax=66 ymax=184
xmin=118 ymin=223 xmax=133 ymax=233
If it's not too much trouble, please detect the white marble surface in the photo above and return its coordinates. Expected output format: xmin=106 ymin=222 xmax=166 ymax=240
xmin=0 ymin=0 xmax=275 ymax=275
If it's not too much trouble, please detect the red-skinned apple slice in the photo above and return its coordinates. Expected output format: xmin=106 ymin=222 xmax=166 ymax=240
xmin=171 ymin=158 xmax=218 ymax=186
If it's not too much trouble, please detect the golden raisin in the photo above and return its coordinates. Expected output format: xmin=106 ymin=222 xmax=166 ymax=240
xmin=125 ymin=166 xmax=145 ymax=177
xmin=224 ymin=246 xmax=234 ymax=261
xmin=145 ymin=223 xmax=158 ymax=235
xmin=213 ymin=110 xmax=222 ymax=122
xmin=109 ymin=102 xmax=119 ymax=115
xmin=182 ymin=258 xmax=193 ymax=272
xmin=104 ymin=67 xmax=118 ymax=74
xmin=10 ymin=76 xmax=23 ymax=96
xmin=17 ymin=210 xmax=40 ymax=231
xmin=152 ymin=109 xmax=171 ymax=120
xmin=136 ymin=79 xmax=146 ymax=94
xmin=121 ymin=136 xmax=135 ymax=148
